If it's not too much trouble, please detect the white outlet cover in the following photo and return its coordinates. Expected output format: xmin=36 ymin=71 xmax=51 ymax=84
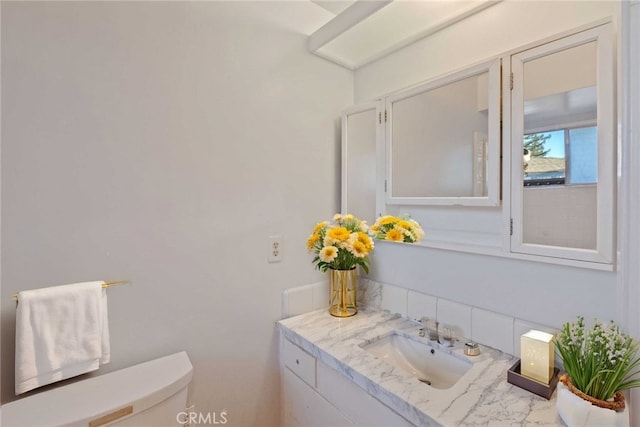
xmin=268 ymin=236 xmax=282 ymax=263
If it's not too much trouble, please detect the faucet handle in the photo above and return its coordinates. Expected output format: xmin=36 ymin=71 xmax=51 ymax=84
xmin=442 ymin=325 xmax=453 ymax=340
xmin=442 ymin=326 xmax=457 ymax=347
xmin=417 ymin=316 xmax=427 ymax=337
xmin=421 ymin=317 xmax=436 ymax=330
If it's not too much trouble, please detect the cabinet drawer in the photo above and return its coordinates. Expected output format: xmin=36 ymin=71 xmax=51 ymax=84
xmin=283 ymin=339 xmax=316 ymax=387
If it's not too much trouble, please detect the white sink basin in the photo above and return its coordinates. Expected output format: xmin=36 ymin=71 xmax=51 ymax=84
xmin=361 ymin=332 xmax=472 ymax=389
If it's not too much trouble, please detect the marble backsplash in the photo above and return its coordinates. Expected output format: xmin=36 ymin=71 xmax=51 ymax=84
xmin=283 ymin=278 xmax=559 ymax=358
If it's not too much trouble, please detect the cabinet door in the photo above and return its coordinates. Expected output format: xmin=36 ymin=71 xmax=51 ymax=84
xmin=316 ymin=361 xmax=414 ymax=427
xmin=341 ymin=101 xmax=384 ymax=224
xmin=283 ymin=368 xmax=353 ymax=427
xmin=509 ymin=23 xmax=614 ymax=265
xmin=385 ymin=58 xmax=501 ymax=206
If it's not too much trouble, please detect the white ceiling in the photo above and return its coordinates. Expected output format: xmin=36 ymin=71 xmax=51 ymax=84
xmin=525 ymin=86 xmax=597 ymax=131
xmin=310 ymin=1 xmax=355 ymax=15
xmin=309 ymin=0 xmax=502 ymax=70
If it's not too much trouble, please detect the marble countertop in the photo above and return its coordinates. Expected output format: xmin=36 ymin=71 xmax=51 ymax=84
xmin=278 ymin=307 xmax=562 ymax=426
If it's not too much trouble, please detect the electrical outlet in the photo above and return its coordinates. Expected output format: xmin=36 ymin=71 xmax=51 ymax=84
xmin=268 ymin=236 xmax=282 ymax=263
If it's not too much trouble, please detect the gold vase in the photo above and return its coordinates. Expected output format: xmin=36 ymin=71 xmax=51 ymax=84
xmin=329 ymin=268 xmax=357 ymax=317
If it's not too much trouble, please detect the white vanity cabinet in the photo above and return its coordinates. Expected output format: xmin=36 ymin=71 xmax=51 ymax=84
xmin=282 ymin=339 xmax=351 ymax=426
xmin=282 ymin=338 xmax=413 ymax=427
xmin=283 ymin=367 xmax=352 ymax=426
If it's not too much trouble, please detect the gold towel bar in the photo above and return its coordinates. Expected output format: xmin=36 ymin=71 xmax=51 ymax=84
xmin=12 ymin=280 xmax=130 ymax=300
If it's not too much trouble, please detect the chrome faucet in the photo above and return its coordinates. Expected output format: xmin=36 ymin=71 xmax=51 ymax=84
xmin=429 ymin=321 xmax=441 ymax=343
xmin=420 ymin=317 xmax=441 ymax=344
xmin=419 ymin=317 xmax=458 ymax=347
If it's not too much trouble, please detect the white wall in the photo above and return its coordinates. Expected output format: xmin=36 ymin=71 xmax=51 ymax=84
xmin=523 ymin=185 xmax=597 ymax=249
xmin=0 ymin=2 xmax=352 ymax=425
xmin=368 ymin=242 xmax=615 ymax=329
xmin=355 ymin=1 xmax=619 ymax=328
xmin=620 ymin=1 xmax=640 ymax=424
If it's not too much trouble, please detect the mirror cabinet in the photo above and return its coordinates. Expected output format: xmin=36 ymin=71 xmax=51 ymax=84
xmin=508 ymin=23 xmax=614 ymax=265
xmin=341 ymin=21 xmax=614 ymax=268
xmin=341 ymin=102 xmax=383 ymax=225
xmin=386 ymin=59 xmax=501 ymax=206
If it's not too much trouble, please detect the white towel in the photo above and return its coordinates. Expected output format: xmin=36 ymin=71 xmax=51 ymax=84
xmin=15 ymin=281 xmax=111 ymax=395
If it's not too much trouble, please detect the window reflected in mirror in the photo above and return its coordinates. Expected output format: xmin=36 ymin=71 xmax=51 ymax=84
xmin=521 ymin=41 xmax=598 ymax=250
xmin=523 ymin=126 xmax=597 ymax=186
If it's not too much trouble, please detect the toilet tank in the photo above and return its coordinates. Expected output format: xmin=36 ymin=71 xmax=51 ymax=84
xmin=1 ymin=351 xmax=193 ymax=427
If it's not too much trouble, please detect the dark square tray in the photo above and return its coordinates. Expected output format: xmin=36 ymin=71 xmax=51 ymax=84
xmin=507 ymin=360 xmax=559 ymax=400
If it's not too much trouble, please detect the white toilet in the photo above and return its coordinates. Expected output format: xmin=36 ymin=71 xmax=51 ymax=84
xmin=1 ymin=351 xmax=193 ymax=427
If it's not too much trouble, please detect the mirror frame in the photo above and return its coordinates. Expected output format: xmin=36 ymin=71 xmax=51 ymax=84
xmin=385 ymin=58 xmax=501 ymax=206
xmin=509 ymin=23 xmax=614 ymax=264
xmin=341 ymin=101 xmax=385 ymax=223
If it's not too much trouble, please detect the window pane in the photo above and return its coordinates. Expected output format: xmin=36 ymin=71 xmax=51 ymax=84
xmin=523 ymin=130 xmax=565 ymax=186
xmin=568 ymin=127 xmax=597 ymax=184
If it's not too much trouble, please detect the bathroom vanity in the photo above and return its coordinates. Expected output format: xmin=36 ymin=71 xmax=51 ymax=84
xmin=278 ymin=308 xmax=561 ymax=426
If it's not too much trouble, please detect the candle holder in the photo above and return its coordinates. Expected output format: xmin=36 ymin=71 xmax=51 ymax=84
xmin=520 ymin=330 xmax=555 ymax=383
xmin=508 ymin=329 xmax=559 ymax=399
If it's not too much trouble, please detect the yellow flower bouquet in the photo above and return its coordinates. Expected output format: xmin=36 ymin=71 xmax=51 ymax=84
xmin=371 ymin=215 xmax=425 ymax=243
xmin=307 ymin=214 xmax=374 ymax=274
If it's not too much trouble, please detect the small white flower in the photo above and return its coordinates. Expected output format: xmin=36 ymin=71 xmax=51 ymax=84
xmin=324 ymin=235 xmax=337 ymax=247
xmin=319 ymin=246 xmax=338 ymax=263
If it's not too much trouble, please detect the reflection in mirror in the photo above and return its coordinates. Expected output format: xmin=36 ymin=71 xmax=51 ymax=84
xmin=342 ymin=104 xmax=378 ymax=224
xmin=521 ymin=41 xmax=598 ymax=250
xmin=523 ymin=126 xmax=597 ymax=186
xmin=392 ymin=72 xmax=488 ymax=197
xmin=386 ymin=59 xmax=500 ymax=206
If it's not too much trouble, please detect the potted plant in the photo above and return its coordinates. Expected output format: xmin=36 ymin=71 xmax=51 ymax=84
xmin=554 ymin=316 xmax=640 ymax=427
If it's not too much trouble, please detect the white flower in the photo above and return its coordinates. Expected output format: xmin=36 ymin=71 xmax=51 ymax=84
xmin=319 ymin=246 xmax=338 ymax=263
xmin=323 ymin=235 xmax=337 ymax=247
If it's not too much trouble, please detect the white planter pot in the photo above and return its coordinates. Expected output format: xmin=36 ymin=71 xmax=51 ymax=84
xmin=556 ymin=381 xmax=629 ymax=427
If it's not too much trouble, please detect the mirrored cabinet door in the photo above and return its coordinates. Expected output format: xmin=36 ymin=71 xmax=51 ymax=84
xmin=385 ymin=58 xmax=501 ymax=206
xmin=510 ymin=23 xmax=614 ymax=264
xmin=341 ymin=101 xmax=383 ymax=224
